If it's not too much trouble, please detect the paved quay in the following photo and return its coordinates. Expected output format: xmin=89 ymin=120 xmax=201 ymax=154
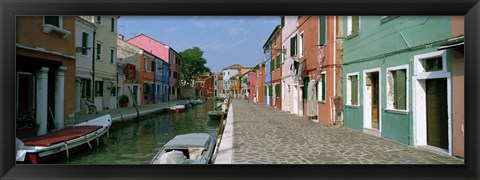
xmin=216 ymin=99 xmax=464 ymax=164
xmin=72 ymin=100 xmax=186 ymax=126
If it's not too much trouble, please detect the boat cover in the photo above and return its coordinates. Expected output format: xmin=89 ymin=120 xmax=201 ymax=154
xmin=23 ymin=125 xmax=102 ymax=147
xmin=164 ymin=133 xmax=211 ymax=149
xmin=158 ymin=150 xmax=186 ymax=164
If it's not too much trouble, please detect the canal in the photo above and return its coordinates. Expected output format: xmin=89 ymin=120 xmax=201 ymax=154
xmin=56 ymin=100 xmax=220 ymax=164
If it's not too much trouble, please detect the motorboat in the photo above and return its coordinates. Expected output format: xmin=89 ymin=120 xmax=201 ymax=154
xmin=16 ymin=114 xmax=112 ymax=164
xmin=168 ymin=104 xmax=185 ymax=113
xmin=150 ymin=133 xmax=215 ymax=164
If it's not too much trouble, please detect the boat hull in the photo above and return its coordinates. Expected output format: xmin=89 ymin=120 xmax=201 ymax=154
xmin=16 ymin=114 xmax=112 ymax=164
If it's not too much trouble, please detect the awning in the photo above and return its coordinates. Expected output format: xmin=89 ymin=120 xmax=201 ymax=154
xmin=438 ymin=36 xmax=464 ymax=50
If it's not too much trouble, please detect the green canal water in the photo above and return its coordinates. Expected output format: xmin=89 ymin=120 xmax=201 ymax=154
xmin=56 ymin=100 xmax=220 ymax=164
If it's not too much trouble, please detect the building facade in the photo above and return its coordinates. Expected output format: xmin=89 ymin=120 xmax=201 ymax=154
xmin=168 ymin=48 xmax=181 ymax=101
xmin=263 ymin=37 xmax=272 ymax=106
xmin=75 ymin=17 xmax=97 ymax=113
xmin=254 ymin=62 xmax=266 ymax=103
xmin=342 ymin=16 xmax=461 ymax=157
xmin=222 ymin=64 xmax=242 ymax=97
xmin=271 ymin=25 xmax=282 ymax=110
xmin=16 ymin=16 xmax=76 ymax=137
xmin=281 ymin=16 xmax=297 ymax=114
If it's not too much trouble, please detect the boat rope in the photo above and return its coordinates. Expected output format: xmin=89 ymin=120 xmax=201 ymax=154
xmin=64 ymin=143 xmax=69 ymax=159
xmin=85 ymin=135 xmax=92 ymax=149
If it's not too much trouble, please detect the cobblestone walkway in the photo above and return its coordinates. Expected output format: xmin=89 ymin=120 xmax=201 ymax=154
xmin=231 ymin=99 xmax=464 ymax=164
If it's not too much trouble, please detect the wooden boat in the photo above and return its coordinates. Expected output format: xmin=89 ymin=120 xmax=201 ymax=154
xmin=207 ymin=111 xmax=226 ymax=120
xmin=150 ymin=133 xmax=215 ymax=164
xmin=168 ymin=104 xmax=185 ymax=113
xmin=16 ymin=114 xmax=112 ymax=164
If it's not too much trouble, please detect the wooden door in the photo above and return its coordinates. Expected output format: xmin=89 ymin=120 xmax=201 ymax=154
xmin=371 ymin=73 xmax=379 ymax=130
xmin=426 ymin=78 xmax=448 ymax=149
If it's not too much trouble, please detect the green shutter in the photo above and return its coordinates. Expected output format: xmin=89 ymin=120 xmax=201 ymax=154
xmin=319 ymin=16 xmax=326 ymax=46
xmin=394 ymin=70 xmax=407 ymax=110
xmin=270 ymin=59 xmax=275 ymax=72
xmin=352 ymin=16 xmax=359 ymax=33
xmin=351 ymin=75 xmax=358 ymax=105
xmin=275 ymin=84 xmax=280 ymax=98
xmin=322 ymin=74 xmax=326 ymax=101
xmin=290 ymin=37 xmax=295 ymax=57
xmin=276 ymin=55 xmax=281 ymax=69
xmin=290 ymin=35 xmax=297 ymax=57
xmin=269 ymin=85 xmax=273 ymax=97
xmin=303 ymin=77 xmax=309 ymax=100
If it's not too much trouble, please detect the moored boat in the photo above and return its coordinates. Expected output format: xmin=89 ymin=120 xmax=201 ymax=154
xmin=168 ymin=104 xmax=185 ymax=113
xmin=207 ymin=111 xmax=226 ymax=120
xmin=150 ymin=133 xmax=215 ymax=164
xmin=16 ymin=114 xmax=112 ymax=164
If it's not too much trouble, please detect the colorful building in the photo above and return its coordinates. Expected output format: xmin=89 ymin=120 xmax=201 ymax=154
xmin=222 ymin=64 xmax=242 ymax=97
xmin=126 ymin=34 xmax=171 ymax=102
xmin=263 ymin=33 xmax=273 ymax=106
xmin=196 ymin=73 xmax=215 ymax=98
xmin=168 ymin=48 xmax=181 ymax=101
xmin=281 ymin=16 xmax=297 ymax=114
xmin=16 ymin=16 xmax=76 ymax=137
xmin=270 ymin=25 xmax=282 ymax=110
xmin=254 ymin=62 xmax=266 ymax=103
xmin=248 ymin=70 xmax=256 ymax=102
xmin=87 ymin=16 xmax=119 ymax=111
xmin=342 ymin=16 xmax=462 ymax=157
xmin=75 ymin=17 xmax=97 ymax=113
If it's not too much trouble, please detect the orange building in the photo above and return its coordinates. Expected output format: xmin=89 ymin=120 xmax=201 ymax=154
xmin=196 ymin=73 xmax=215 ymax=98
xmin=138 ymin=52 xmax=156 ymax=105
xmin=254 ymin=62 xmax=266 ymax=103
xmin=16 ymin=16 xmax=76 ymax=137
xmin=271 ymin=26 xmax=283 ymax=110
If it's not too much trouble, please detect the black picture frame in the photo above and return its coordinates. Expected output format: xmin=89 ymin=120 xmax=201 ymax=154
xmin=1 ymin=0 xmax=479 ymax=179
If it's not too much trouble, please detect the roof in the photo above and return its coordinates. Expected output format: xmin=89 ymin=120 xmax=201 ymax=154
xmin=164 ymin=133 xmax=212 ymax=149
xmin=263 ymin=25 xmax=282 ymax=49
xmin=222 ymin=64 xmax=243 ymax=70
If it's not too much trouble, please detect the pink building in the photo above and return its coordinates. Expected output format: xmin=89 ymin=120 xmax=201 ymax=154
xmin=169 ymin=48 xmax=181 ymax=101
xmin=127 ymin=34 xmax=169 ymax=61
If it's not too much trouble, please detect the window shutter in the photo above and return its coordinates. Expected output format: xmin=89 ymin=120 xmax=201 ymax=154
xmin=319 ymin=16 xmax=326 ymax=46
xmin=303 ymin=77 xmax=309 ymax=99
xmin=351 ymin=76 xmax=358 ymax=105
xmin=271 ymin=59 xmax=275 ymax=72
xmin=276 ymin=55 xmax=281 ymax=69
xmin=265 ymin=85 xmax=267 ymax=96
xmin=276 ymin=84 xmax=280 ymax=98
xmin=322 ymin=74 xmax=326 ymax=100
xmin=269 ymin=85 xmax=272 ymax=96
xmin=352 ymin=16 xmax=360 ymax=33
xmin=82 ymin=32 xmax=89 ymax=55
xmin=394 ymin=70 xmax=407 ymax=110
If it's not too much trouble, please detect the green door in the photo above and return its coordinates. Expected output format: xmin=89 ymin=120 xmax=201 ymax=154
xmin=426 ymin=78 xmax=448 ymax=149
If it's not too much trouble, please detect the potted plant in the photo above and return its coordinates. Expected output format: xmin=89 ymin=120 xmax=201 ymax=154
xmin=118 ymin=94 xmax=129 ymax=107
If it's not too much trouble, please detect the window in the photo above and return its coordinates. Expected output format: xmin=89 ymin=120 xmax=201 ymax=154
xmin=387 ymin=65 xmax=408 ymax=111
xmin=282 ymin=45 xmax=286 ymax=63
xmin=81 ymin=32 xmax=89 ymax=55
xmin=144 ymin=83 xmax=149 ymax=95
xmin=96 ymin=16 xmax=102 ymax=25
xmin=110 ymin=49 xmax=115 ymax=64
xmin=276 ymin=55 xmax=281 ymax=70
xmin=420 ymin=57 xmax=443 ymax=72
xmin=270 ymin=59 xmax=275 ymax=72
xmin=319 ymin=16 xmax=327 ymax=46
xmin=95 ymin=81 xmax=103 ymax=97
xmin=44 ymin=16 xmax=60 ymax=27
xmin=299 ymin=32 xmax=304 ymax=57
xmin=143 ymin=57 xmax=147 ymax=71
xmin=318 ymin=72 xmax=326 ymax=101
xmin=269 ymin=85 xmax=273 ymax=97
xmin=290 ymin=34 xmax=297 ymax=57
xmin=151 ymin=61 xmax=155 ymax=72
xmin=96 ymin=42 xmax=102 ymax=60
xmin=110 ymin=17 xmax=115 ymax=33
xmin=273 ymin=36 xmax=277 ymax=47
xmin=347 ymin=73 xmax=359 ymax=105
xmin=347 ymin=16 xmax=360 ymax=36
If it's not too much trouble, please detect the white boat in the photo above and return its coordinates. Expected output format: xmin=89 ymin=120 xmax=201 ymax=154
xmin=16 ymin=114 xmax=112 ymax=164
xmin=150 ymin=133 xmax=215 ymax=164
xmin=168 ymin=104 xmax=185 ymax=113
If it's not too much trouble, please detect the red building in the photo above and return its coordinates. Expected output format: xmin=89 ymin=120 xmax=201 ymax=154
xmin=196 ymin=73 xmax=214 ymax=98
xmin=271 ymin=26 xmax=282 ymax=110
xmin=254 ymin=62 xmax=265 ymax=103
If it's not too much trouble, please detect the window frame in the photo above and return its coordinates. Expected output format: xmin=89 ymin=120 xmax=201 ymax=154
xmin=346 ymin=72 xmax=360 ymax=106
xmin=110 ymin=48 xmax=115 ymax=64
xmin=96 ymin=42 xmax=102 ymax=61
xmin=96 ymin=16 xmax=103 ymax=25
xmin=81 ymin=32 xmax=89 ymax=55
xmin=317 ymin=72 xmax=327 ymax=102
xmin=299 ymin=32 xmax=304 ymax=57
xmin=110 ymin=17 xmax=115 ymax=33
xmin=386 ymin=64 xmax=409 ymax=113
xmin=44 ymin=16 xmax=62 ymax=28
xmin=347 ymin=16 xmax=360 ymax=37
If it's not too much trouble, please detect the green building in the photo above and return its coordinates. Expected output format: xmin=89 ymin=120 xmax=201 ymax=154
xmin=342 ymin=16 xmax=464 ymax=157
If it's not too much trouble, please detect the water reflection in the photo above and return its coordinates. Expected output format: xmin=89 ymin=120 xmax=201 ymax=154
xmin=57 ymin=100 xmax=219 ymax=164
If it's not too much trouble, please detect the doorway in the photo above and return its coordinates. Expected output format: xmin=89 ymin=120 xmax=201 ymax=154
xmin=426 ymin=78 xmax=448 ymax=149
xmin=364 ymin=69 xmax=381 ymax=135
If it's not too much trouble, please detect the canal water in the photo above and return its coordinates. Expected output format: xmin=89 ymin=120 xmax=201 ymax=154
xmin=56 ymin=100 xmax=220 ymax=164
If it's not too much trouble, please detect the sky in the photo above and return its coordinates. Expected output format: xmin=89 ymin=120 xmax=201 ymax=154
xmin=118 ymin=16 xmax=280 ymax=73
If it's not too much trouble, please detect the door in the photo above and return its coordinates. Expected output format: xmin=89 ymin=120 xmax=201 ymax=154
xmin=371 ymin=72 xmax=379 ymax=130
xmin=293 ymin=85 xmax=298 ymax=114
xmin=426 ymin=78 xmax=448 ymax=149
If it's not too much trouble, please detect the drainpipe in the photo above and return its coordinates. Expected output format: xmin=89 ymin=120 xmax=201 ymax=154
xmin=92 ymin=30 xmax=96 ymax=104
xmin=333 ymin=16 xmax=337 ymax=125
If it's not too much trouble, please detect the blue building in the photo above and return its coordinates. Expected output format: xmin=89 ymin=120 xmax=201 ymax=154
xmin=263 ymin=40 xmax=272 ymax=106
